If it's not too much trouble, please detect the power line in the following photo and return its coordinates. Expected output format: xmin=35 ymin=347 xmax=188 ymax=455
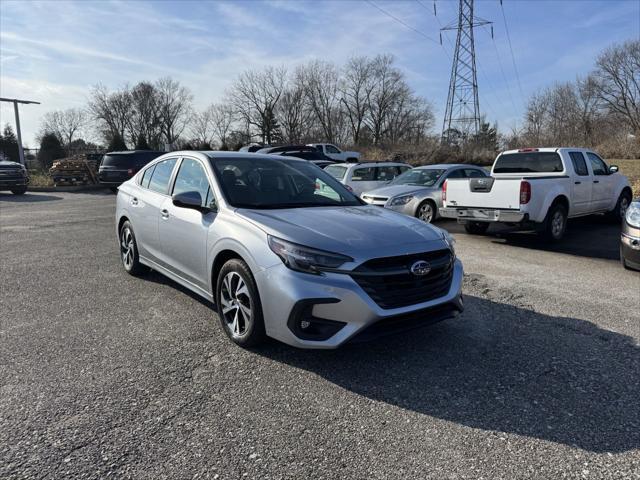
xmin=366 ymin=0 xmax=440 ymax=45
xmin=483 ymin=24 xmax=520 ymax=118
xmin=500 ymin=1 xmax=526 ymax=109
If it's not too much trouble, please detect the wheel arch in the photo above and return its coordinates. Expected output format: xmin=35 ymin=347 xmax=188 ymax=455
xmin=415 ymin=197 xmax=438 ymax=219
xmin=211 ymin=249 xmax=248 ymax=296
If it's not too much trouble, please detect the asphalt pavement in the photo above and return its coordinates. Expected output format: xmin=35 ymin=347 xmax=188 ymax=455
xmin=1 ymin=191 xmax=639 ymax=479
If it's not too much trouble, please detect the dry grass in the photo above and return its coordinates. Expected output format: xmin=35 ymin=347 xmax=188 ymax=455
xmin=27 ymin=171 xmax=54 ymax=187
xmin=609 ymin=159 xmax=640 ymax=196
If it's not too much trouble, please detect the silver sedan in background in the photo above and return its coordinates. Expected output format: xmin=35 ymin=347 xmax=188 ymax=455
xmin=360 ymin=164 xmax=488 ymax=223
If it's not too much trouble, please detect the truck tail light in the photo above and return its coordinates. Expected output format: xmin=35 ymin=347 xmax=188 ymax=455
xmin=520 ymin=181 xmax=531 ymax=204
xmin=442 ymin=180 xmax=447 ymax=203
xmin=518 ymin=148 xmax=539 ymax=153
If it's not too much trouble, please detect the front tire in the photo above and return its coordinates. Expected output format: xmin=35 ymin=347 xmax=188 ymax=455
xmin=464 ymin=221 xmax=490 ymax=235
xmin=541 ymin=203 xmax=567 ymax=242
xmin=119 ymin=221 xmax=148 ymax=276
xmin=416 ymin=200 xmax=436 ymax=223
xmin=11 ymin=186 xmax=27 ymax=195
xmin=216 ymin=259 xmax=266 ymax=348
xmin=610 ymin=190 xmax=631 ymax=222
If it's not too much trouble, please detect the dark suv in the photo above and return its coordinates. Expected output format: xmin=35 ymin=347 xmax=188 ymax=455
xmin=0 ymin=159 xmax=29 ymax=195
xmin=98 ymin=150 xmax=164 ymax=192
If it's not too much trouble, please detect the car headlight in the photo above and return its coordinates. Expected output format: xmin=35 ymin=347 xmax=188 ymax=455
xmin=268 ymin=235 xmax=353 ymax=274
xmin=626 ymin=202 xmax=640 ymax=228
xmin=388 ymin=195 xmax=413 ymax=206
xmin=441 ymin=230 xmax=456 ymax=258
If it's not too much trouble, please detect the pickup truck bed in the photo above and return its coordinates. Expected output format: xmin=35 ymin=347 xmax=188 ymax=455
xmin=440 ymin=148 xmax=632 ymax=241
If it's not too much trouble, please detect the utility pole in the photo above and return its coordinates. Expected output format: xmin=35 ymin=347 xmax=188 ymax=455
xmin=440 ymin=0 xmax=491 ymax=144
xmin=0 ymin=97 xmax=41 ymax=166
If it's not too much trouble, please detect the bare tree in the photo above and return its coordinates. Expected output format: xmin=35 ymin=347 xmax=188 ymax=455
xmin=365 ymin=54 xmax=405 ymax=146
xmin=210 ymin=104 xmax=235 ymax=149
xmin=277 ymin=80 xmax=312 ymax=144
xmin=593 ymin=39 xmax=640 ymax=134
xmin=88 ymin=84 xmax=132 ymax=147
xmin=340 ymin=56 xmax=374 ymax=145
xmin=156 ymin=77 xmax=193 ymax=146
xmin=40 ymin=108 xmax=86 ymax=151
xmin=297 ymin=60 xmax=341 ymax=142
xmin=229 ymin=67 xmax=287 ymax=144
xmin=127 ymin=82 xmax=162 ymax=149
xmin=523 ymin=90 xmax=550 ymax=145
xmin=189 ymin=108 xmax=214 ymax=147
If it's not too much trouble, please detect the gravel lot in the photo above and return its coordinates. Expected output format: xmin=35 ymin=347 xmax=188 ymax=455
xmin=1 ymin=191 xmax=639 ymax=479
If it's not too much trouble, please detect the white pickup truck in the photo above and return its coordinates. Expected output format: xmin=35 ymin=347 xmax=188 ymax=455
xmin=440 ymin=148 xmax=632 ymax=241
xmin=307 ymin=143 xmax=361 ymax=163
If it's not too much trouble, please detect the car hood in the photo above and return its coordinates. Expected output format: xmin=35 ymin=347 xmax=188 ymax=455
xmin=236 ymin=205 xmax=447 ymax=258
xmin=362 ymin=184 xmax=437 ymax=198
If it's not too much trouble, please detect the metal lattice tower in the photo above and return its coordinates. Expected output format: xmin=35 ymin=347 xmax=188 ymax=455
xmin=441 ymin=0 xmax=491 ymax=144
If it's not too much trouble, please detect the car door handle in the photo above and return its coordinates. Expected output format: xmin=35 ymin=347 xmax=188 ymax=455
xmin=161 ymin=209 xmax=169 ymax=219
xmin=574 ymin=181 xmax=581 ymax=185
xmin=131 ymin=197 xmax=138 ymax=205
xmin=593 ymin=180 xmax=599 ymax=184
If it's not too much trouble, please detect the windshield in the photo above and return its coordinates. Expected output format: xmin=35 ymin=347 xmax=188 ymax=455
xmin=494 ymin=152 xmax=564 ymax=173
xmin=390 ymin=168 xmax=445 ymax=187
xmin=210 ymin=157 xmax=362 ymax=209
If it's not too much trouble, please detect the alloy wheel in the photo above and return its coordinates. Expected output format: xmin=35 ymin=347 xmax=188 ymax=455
xmin=120 ymin=227 xmax=134 ymax=270
xmin=620 ymin=196 xmax=630 ymax=219
xmin=551 ymin=211 xmax=565 ymax=239
xmin=419 ymin=203 xmax=434 ymax=223
xmin=220 ymin=271 xmax=253 ymax=337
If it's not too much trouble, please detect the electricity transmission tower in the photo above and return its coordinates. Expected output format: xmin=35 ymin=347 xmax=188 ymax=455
xmin=440 ymin=0 xmax=491 ymax=144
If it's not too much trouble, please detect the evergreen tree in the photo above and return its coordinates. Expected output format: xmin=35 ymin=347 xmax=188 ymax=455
xmin=107 ymin=133 xmax=128 ymax=152
xmin=38 ymin=132 xmax=65 ymax=169
xmin=135 ymin=134 xmax=150 ymax=150
xmin=0 ymin=124 xmax=20 ymax=163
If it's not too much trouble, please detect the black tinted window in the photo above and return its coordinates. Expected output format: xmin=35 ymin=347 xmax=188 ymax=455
xmin=494 ymin=152 xmax=563 ymax=173
xmin=446 ymin=169 xmax=465 ymax=179
xmin=569 ymin=152 xmax=589 ymax=176
xmin=101 ymin=155 xmax=131 ymax=168
xmin=148 ymin=158 xmax=177 ymax=194
xmin=465 ymin=168 xmax=486 ymax=178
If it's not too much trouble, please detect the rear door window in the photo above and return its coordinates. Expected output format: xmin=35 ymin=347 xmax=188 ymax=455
xmin=446 ymin=169 xmax=466 ymax=179
xmin=148 ymin=158 xmax=178 ymax=194
xmin=569 ymin=152 xmax=589 ymax=176
xmin=326 ymin=145 xmax=340 ymax=154
xmin=493 ymin=152 xmax=564 ymax=173
xmin=324 ymin=165 xmax=347 ymax=180
xmin=464 ymin=168 xmax=486 ymax=178
xmin=375 ymin=166 xmax=399 ymax=181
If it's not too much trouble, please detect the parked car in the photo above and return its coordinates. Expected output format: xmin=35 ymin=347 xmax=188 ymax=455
xmin=98 ymin=150 xmax=164 ymax=192
xmin=257 ymin=145 xmax=336 ymax=167
xmin=115 ymin=152 xmax=463 ymax=349
xmin=0 ymin=159 xmax=29 ymax=195
xmin=621 ymin=200 xmax=640 ymax=271
xmin=440 ymin=148 xmax=632 ymax=241
xmin=361 ymin=164 xmax=488 ymax=223
xmin=307 ymin=143 xmax=360 ymax=162
xmin=324 ymin=162 xmax=411 ymax=195
xmin=239 ymin=143 xmax=267 ymax=152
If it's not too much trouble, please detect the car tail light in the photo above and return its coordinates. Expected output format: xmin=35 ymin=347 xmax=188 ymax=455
xmin=520 ymin=181 xmax=531 ymax=204
xmin=127 ymin=168 xmax=135 ymax=176
xmin=442 ymin=180 xmax=447 ymax=203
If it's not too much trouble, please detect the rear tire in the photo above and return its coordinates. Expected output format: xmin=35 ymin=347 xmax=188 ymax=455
xmin=10 ymin=187 xmax=27 ymax=195
xmin=541 ymin=203 xmax=567 ymax=242
xmin=119 ymin=221 xmax=149 ymax=276
xmin=609 ymin=190 xmax=631 ymax=222
xmin=464 ymin=221 xmax=490 ymax=235
xmin=216 ymin=259 xmax=266 ymax=348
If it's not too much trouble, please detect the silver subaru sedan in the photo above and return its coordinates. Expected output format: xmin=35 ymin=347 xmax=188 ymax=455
xmin=115 ymin=152 xmax=464 ymax=349
xmin=361 ymin=164 xmax=488 ymax=223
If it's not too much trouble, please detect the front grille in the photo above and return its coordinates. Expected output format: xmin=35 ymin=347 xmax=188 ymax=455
xmin=0 ymin=169 xmax=24 ymax=181
xmin=349 ymin=249 xmax=454 ymax=309
xmin=362 ymin=195 xmax=388 ymax=203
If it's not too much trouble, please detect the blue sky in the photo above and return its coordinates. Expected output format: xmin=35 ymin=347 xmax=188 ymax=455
xmin=1 ymin=0 xmax=638 ymax=146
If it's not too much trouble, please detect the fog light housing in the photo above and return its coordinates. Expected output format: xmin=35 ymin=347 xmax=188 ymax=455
xmin=287 ymin=299 xmax=346 ymax=341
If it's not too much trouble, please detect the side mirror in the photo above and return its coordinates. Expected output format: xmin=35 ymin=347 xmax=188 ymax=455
xmin=609 ymin=165 xmax=619 ymax=174
xmin=172 ymin=191 xmax=209 ymax=213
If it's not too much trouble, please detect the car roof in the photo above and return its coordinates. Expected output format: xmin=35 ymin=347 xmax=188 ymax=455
xmin=414 ymin=163 xmax=484 ymax=169
xmin=257 ymin=145 xmax=315 ymax=154
xmin=105 ymin=150 xmax=165 ymax=155
xmin=345 ymin=161 xmax=409 ymax=168
xmin=201 ymin=151 xmax=306 ymax=162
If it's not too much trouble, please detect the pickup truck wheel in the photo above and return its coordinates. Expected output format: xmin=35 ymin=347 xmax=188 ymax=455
xmin=464 ymin=222 xmax=490 ymax=235
xmin=10 ymin=187 xmax=27 ymax=195
xmin=610 ymin=191 xmax=631 ymax=222
xmin=542 ymin=204 xmax=567 ymax=242
xmin=216 ymin=259 xmax=266 ymax=348
xmin=416 ymin=200 xmax=436 ymax=223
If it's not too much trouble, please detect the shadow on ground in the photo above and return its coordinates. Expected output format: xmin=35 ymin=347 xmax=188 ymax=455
xmin=257 ymin=294 xmax=639 ymax=453
xmin=439 ymin=216 xmax=622 ymax=261
xmin=0 ymin=192 xmax=63 ymax=203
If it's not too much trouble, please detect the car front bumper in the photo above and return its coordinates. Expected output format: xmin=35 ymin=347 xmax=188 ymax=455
xmin=440 ymin=207 xmax=527 ymax=223
xmin=621 ymin=227 xmax=640 ymax=270
xmin=254 ymin=258 xmax=464 ymax=349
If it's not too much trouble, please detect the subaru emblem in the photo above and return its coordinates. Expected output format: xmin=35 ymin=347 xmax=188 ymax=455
xmin=410 ymin=260 xmax=431 ymax=276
